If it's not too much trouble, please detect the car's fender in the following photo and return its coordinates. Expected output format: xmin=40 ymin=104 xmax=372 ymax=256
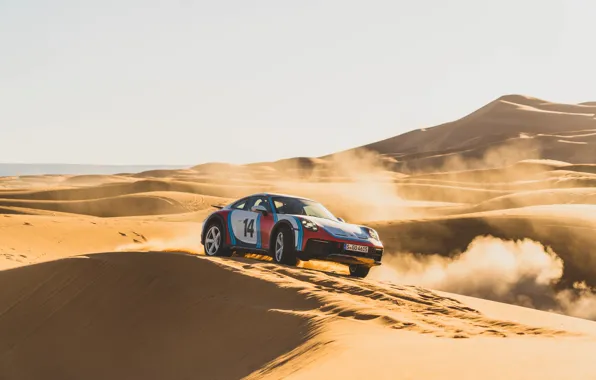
xmin=269 ymin=216 xmax=303 ymax=251
xmin=354 ymin=224 xmax=381 ymax=241
xmin=201 ymin=211 xmax=229 ymax=245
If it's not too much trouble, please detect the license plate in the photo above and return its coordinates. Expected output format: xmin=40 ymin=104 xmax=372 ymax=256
xmin=344 ymin=243 xmax=369 ymax=253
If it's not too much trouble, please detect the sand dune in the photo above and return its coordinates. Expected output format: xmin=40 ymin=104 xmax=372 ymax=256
xmin=0 ymin=163 xmax=188 ymax=177
xmin=3 ymin=94 xmax=596 ymax=378
xmin=556 ymin=164 xmax=596 ymax=175
xmin=0 ymin=252 xmax=321 ymax=380
xmin=0 ymin=191 xmax=231 ymax=218
xmin=0 ymin=179 xmax=256 ymax=201
xmin=0 ymin=180 xmax=236 ymax=217
xmin=61 ymin=174 xmax=136 ymax=186
xmin=473 ymin=188 xmax=596 ymax=211
xmin=367 ymin=94 xmax=596 ymax=154
xmin=348 ymin=95 xmax=596 ymax=173
xmin=0 ymin=192 xmax=191 ymax=217
xmin=1 ymin=168 xmax=596 ymax=378
xmin=0 ymin=249 xmax=595 ymax=379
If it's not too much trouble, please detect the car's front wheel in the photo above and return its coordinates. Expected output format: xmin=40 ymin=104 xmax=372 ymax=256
xmin=271 ymin=227 xmax=298 ymax=266
xmin=348 ymin=264 xmax=370 ymax=278
xmin=203 ymin=222 xmax=232 ymax=257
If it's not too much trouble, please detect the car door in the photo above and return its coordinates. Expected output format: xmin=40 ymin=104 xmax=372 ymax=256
xmin=251 ymin=196 xmax=275 ymax=249
xmin=228 ymin=196 xmax=273 ymax=250
xmin=226 ymin=197 xmax=250 ymax=246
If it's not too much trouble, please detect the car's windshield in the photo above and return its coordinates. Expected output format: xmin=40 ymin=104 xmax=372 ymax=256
xmin=271 ymin=196 xmax=338 ymax=221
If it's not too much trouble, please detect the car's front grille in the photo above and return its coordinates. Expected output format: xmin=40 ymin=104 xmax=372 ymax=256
xmin=304 ymin=239 xmax=342 ymax=255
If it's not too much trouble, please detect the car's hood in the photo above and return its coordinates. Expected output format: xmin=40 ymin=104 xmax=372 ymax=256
xmin=297 ymin=215 xmax=378 ymax=242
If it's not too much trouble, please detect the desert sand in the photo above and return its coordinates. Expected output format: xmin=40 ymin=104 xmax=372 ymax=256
xmin=2 ymin=94 xmax=596 ymax=379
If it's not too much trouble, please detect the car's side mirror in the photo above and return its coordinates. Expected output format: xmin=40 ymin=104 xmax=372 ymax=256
xmin=337 ymin=217 xmax=345 ymax=223
xmin=252 ymin=204 xmax=269 ymax=216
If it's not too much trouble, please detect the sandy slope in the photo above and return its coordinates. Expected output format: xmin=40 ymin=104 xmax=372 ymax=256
xmin=1 ymin=201 xmax=595 ymax=378
xmin=0 ymin=252 xmax=321 ymax=380
xmin=4 ymin=94 xmax=596 ymax=378
xmin=0 ymin=214 xmax=199 ymax=270
xmin=1 ymin=245 xmax=595 ymax=379
xmin=1 ymin=204 xmax=596 ymax=379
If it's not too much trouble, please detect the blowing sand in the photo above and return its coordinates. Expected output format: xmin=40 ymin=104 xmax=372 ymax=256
xmin=2 ymin=95 xmax=596 ymax=378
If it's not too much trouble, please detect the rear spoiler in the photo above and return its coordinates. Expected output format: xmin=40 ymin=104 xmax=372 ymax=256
xmin=212 ymin=205 xmax=224 ymax=209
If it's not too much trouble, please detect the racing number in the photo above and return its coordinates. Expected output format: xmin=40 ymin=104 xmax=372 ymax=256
xmin=243 ymin=218 xmax=255 ymax=238
xmin=230 ymin=210 xmax=258 ymax=245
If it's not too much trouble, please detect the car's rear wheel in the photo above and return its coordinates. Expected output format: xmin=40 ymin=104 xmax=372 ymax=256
xmin=348 ymin=264 xmax=370 ymax=278
xmin=204 ymin=222 xmax=232 ymax=257
xmin=271 ymin=227 xmax=298 ymax=266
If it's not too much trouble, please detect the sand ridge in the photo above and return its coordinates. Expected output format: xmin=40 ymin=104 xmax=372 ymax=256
xmin=0 ymin=249 xmax=594 ymax=380
xmin=3 ymin=94 xmax=596 ymax=378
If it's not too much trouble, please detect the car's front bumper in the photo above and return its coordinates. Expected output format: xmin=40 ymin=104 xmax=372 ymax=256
xmin=298 ymin=238 xmax=383 ymax=266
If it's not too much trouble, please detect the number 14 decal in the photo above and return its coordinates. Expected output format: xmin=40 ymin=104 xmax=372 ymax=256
xmin=243 ymin=218 xmax=255 ymax=238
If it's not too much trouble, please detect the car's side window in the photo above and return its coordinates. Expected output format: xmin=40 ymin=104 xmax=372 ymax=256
xmin=231 ymin=198 xmax=248 ymax=210
xmin=273 ymin=198 xmax=286 ymax=214
xmin=272 ymin=197 xmax=305 ymax=215
xmin=243 ymin=197 xmax=256 ymax=211
xmin=254 ymin=197 xmax=272 ymax=212
xmin=272 ymin=198 xmax=294 ymax=214
xmin=272 ymin=199 xmax=285 ymax=213
xmin=247 ymin=196 xmax=271 ymax=212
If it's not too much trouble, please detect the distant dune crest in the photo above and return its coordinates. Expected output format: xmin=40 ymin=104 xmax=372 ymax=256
xmin=0 ymin=163 xmax=188 ymax=177
xmin=352 ymin=94 xmax=596 ymax=173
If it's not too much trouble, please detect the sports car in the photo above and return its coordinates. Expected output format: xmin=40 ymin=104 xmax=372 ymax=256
xmin=200 ymin=192 xmax=383 ymax=278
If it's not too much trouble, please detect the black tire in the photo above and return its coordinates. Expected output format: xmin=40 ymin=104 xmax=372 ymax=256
xmin=271 ymin=226 xmax=298 ymax=266
xmin=348 ymin=265 xmax=370 ymax=278
xmin=203 ymin=221 xmax=232 ymax=257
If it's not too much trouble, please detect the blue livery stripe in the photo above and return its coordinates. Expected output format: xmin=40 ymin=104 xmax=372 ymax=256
xmin=256 ymin=213 xmax=262 ymax=248
xmin=227 ymin=212 xmax=236 ymax=245
xmin=268 ymin=196 xmax=278 ymax=222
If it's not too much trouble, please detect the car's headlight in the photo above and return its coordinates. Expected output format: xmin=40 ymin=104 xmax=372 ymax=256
xmin=301 ymin=219 xmax=318 ymax=231
xmin=365 ymin=228 xmax=379 ymax=240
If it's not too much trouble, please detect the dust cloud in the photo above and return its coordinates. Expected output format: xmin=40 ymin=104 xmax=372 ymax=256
xmin=371 ymin=236 xmax=596 ymax=320
xmin=284 ymin=149 xmax=414 ymax=222
xmin=300 ymin=142 xmax=552 ymax=215
xmin=439 ymin=138 xmax=543 ymax=174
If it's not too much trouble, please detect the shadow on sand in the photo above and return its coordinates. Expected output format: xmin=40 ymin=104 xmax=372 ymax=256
xmin=0 ymin=251 xmax=322 ymax=380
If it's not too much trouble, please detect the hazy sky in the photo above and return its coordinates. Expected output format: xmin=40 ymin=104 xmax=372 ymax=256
xmin=1 ymin=0 xmax=594 ymax=165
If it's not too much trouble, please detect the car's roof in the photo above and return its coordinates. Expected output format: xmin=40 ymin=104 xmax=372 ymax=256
xmin=243 ymin=192 xmax=317 ymax=202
